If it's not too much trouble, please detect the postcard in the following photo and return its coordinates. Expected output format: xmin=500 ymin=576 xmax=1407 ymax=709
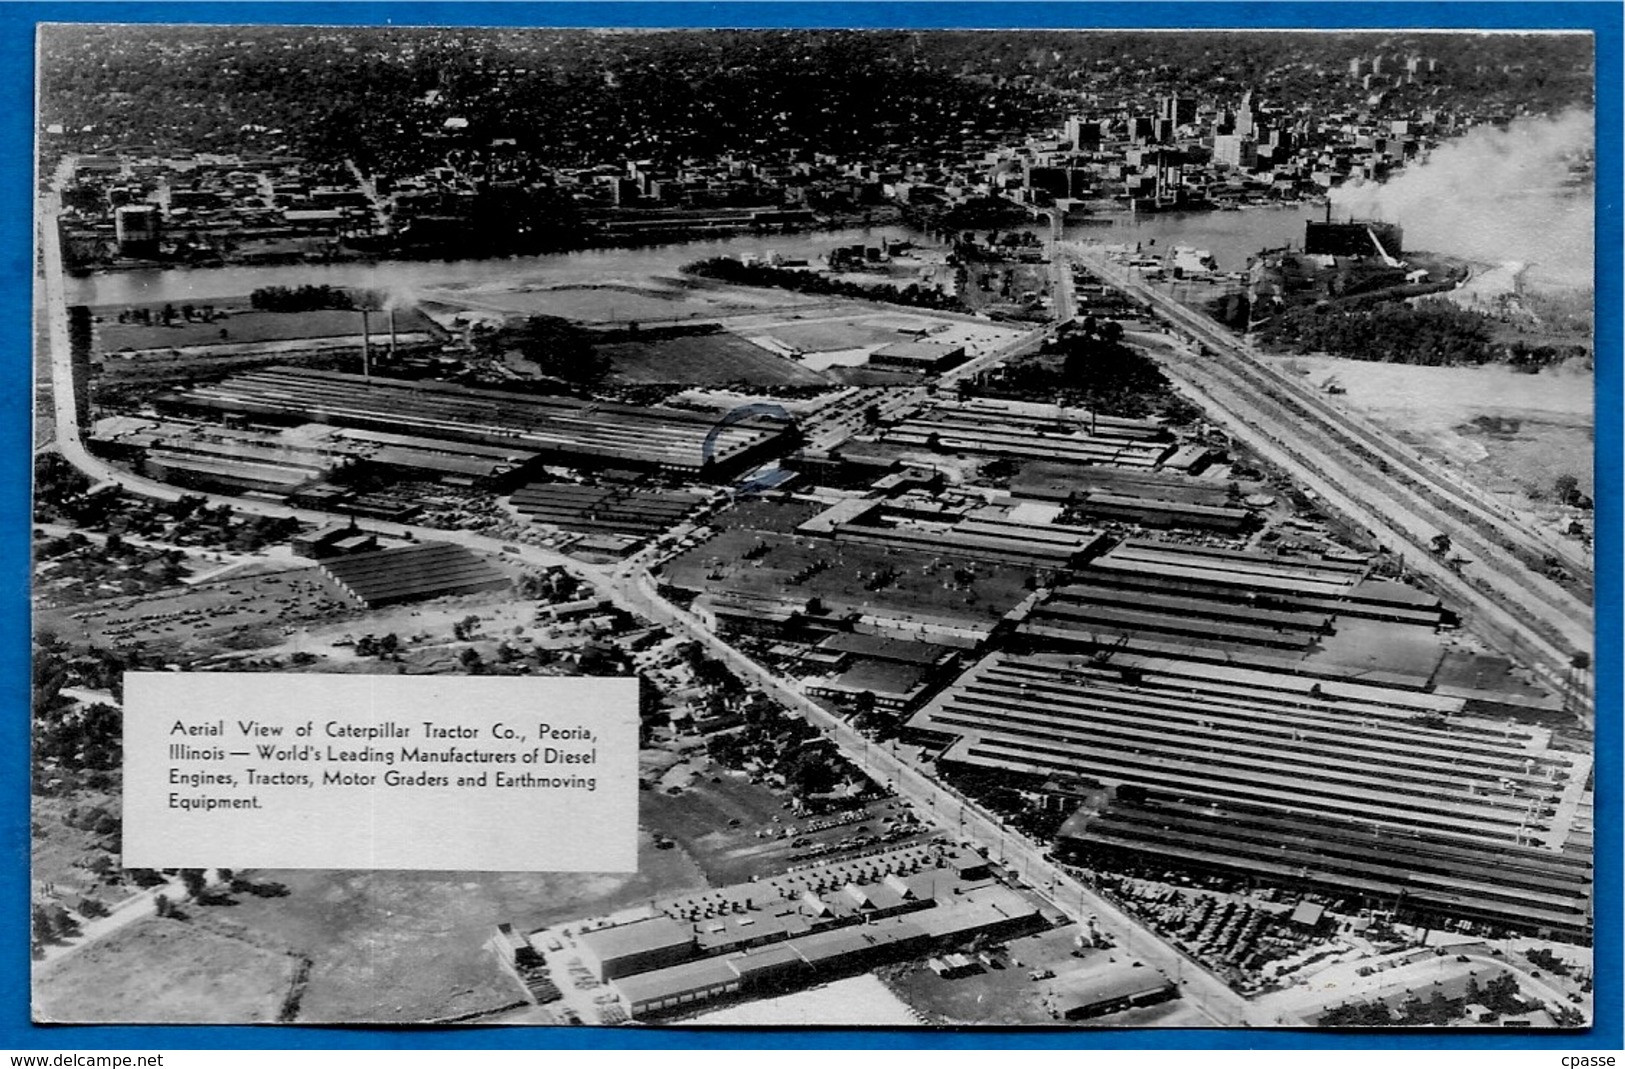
xmin=30 ymin=24 xmax=1597 ymax=1028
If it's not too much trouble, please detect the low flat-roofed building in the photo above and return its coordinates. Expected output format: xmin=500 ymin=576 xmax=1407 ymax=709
xmin=614 ymin=955 xmax=740 ymax=1016
xmin=869 ymin=340 xmax=967 ymax=374
xmin=493 ymin=922 xmax=541 ymax=968
xmin=805 ymin=659 xmax=935 ymax=713
xmin=909 ymin=883 xmax=1042 ymax=943
xmin=726 ymin=942 xmax=809 ymax=988
xmin=1049 ymin=962 xmax=1178 ymax=1020
xmin=577 ymin=915 xmax=697 ymax=981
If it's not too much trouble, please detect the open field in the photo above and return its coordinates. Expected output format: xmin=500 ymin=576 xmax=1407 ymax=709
xmin=34 ymin=915 xmax=300 ymax=1024
xmin=598 ymin=331 xmax=829 ymax=387
xmin=431 ymin=278 xmax=828 ymax=325
xmin=93 ymin=303 xmax=440 ymax=352
xmin=187 ymin=834 xmax=706 ymax=1023
xmin=1277 ymin=356 xmax=1593 ymax=504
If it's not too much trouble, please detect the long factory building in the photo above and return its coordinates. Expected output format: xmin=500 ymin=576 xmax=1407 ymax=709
xmin=316 ymin=542 xmax=511 ymax=608
xmin=523 ymin=844 xmax=1045 ymax=1019
xmin=881 ymin=398 xmax=1176 ymax=469
xmin=158 ymin=366 xmax=794 ymax=478
xmin=795 ymin=496 xmax=1111 ymax=570
xmin=906 ymin=652 xmax=1593 ymax=939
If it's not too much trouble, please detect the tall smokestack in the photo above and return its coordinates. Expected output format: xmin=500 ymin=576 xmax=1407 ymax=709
xmin=360 ymin=308 xmax=372 ymax=377
xmin=389 ymin=308 xmax=398 ymax=360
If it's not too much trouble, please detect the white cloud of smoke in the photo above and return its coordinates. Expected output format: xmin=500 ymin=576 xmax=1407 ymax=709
xmin=1331 ymin=109 xmax=1594 ymax=291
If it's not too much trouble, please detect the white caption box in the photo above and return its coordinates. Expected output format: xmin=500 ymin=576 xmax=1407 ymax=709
xmin=123 ymin=673 xmax=639 ymax=872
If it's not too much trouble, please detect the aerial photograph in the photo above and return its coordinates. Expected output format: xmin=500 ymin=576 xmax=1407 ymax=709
xmin=29 ymin=24 xmax=1596 ymax=1028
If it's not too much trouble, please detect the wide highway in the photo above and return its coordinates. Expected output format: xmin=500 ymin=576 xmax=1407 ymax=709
xmin=1063 ymin=244 xmax=1592 ymax=713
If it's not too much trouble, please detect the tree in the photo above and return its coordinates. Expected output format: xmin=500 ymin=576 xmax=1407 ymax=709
xmin=1553 ymin=472 xmax=1579 ymax=505
xmin=785 ymin=750 xmax=838 ymax=797
xmin=48 ymin=905 xmax=79 ymax=940
xmin=179 ymin=869 xmax=207 ymax=900
xmin=32 ymin=904 xmax=56 ymax=945
xmin=154 ymin=893 xmax=173 ymax=918
xmin=459 ymin=647 xmax=484 ymax=673
xmin=851 ymin=690 xmax=877 ymax=721
xmin=1430 ymin=532 xmax=1453 ymax=555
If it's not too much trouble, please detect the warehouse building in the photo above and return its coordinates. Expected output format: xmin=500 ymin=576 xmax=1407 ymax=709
xmin=1048 ymin=963 xmax=1178 ymax=1020
xmin=906 ymin=652 xmax=1593 ymax=939
xmin=796 ymin=497 xmax=1109 ymax=570
xmin=880 ymin=398 xmax=1175 ymax=469
xmin=160 ymin=367 xmax=794 ymax=479
xmin=578 ymin=916 xmax=698 ymax=982
xmin=317 ymin=542 xmax=510 ymax=608
xmin=868 ymin=340 xmax=967 ymax=374
xmin=528 ymin=844 xmax=1046 ymax=1019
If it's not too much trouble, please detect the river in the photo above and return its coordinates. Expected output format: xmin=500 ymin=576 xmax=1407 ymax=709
xmin=65 ymin=226 xmax=924 ymax=307
xmin=1063 ymin=202 xmax=1315 ymax=272
xmin=66 ymin=208 xmax=1325 ymax=308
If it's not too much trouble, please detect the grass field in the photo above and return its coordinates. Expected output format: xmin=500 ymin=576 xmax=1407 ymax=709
xmin=598 ymin=331 xmax=828 ymax=387
xmin=93 ymin=303 xmax=439 ymax=352
xmin=34 ymin=915 xmax=300 ymax=1024
xmin=190 ymin=833 xmax=706 ymax=1023
xmin=450 ymin=279 xmax=823 ymax=324
xmin=755 ymin=316 xmax=924 ymax=354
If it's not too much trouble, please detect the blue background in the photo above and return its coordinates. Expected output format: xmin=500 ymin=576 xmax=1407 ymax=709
xmin=1 ymin=1 xmax=1617 ymax=1052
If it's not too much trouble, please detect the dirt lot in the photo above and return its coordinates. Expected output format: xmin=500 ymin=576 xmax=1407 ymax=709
xmin=599 ymin=331 xmax=829 ymax=387
xmin=34 ymin=914 xmax=301 ymax=1024
xmin=93 ymin=303 xmax=440 ymax=352
xmin=1278 ymin=356 xmax=1594 ymax=504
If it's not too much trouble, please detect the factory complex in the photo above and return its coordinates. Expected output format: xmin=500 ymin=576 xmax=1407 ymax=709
xmin=156 ymin=366 xmax=795 ymax=479
xmin=907 ymin=652 xmax=1591 ymax=940
xmin=506 ymin=844 xmax=1055 ymax=1021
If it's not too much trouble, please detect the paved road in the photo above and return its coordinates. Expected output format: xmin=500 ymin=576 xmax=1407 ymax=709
xmin=1065 ymin=245 xmax=1592 ymax=713
xmin=42 ymin=171 xmax=1255 ymax=1026
xmin=33 ymin=875 xmax=182 ymax=972
xmin=612 ymin=569 xmax=1257 ymax=1027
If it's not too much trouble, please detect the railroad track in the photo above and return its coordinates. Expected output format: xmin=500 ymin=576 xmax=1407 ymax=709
xmin=1062 ymin=247 xmax=1592 ymax=714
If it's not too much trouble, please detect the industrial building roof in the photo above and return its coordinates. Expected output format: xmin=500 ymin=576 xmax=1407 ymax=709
xmin=578 ymin=915 xmax=696 ymax=967
xmin=613 ymin=955 xmax=738 ymax=1007
xmin=318 ymin=542 xmax=509 ymax=608
xmin=910 ymin=651 xmax=1591 ymax=935
xmin=164 ymin=367 xmax=790 ymax=474
xmin=1048 ymin=962 xmax=1175 ymax=1013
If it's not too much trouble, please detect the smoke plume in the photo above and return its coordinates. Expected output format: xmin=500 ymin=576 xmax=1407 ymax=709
xmin=1331 ymin=109 xmax=1594 ymax=291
